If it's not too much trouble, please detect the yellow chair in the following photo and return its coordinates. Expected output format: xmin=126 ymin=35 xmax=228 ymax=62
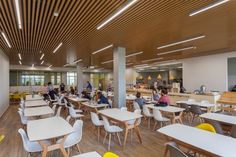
xmin=0 ymin=135 xmax=5 ymax=142
xmin=103 ymin=152 xmax=119 ymax=157
xmin=195 ymin=123 xmax=216 ymax=133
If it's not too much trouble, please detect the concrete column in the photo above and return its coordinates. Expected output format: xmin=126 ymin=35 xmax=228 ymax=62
xmin=77 ymin=64 xmax=84 ymax=94
xmin=113 ymin=47 xmax=126 ymax=108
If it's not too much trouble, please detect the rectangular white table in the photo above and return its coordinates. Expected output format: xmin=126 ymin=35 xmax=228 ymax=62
xmin=81 ymin=102 xmax=108 ymax=109
xmin=158 ymin=124 xmax=236 ymax=157
xmin=98 ymin=108 xmax=142 ymax=148
xmin=176 ymin=100 xmax=215 ymax=112
xmin=200 ymin=113 xmax=236 ymax=125
xmin=27 ymin=117 xmax=74 ymax=157
xmin=72 ymin=151 xmax=101 ymax=157
xmin=25 ymin=100 xmax=48 ymax=107
xmin=25 ymin=94 xmax=43 ymax=101
xmin=24 ymin=106 xmax=54 ymax=117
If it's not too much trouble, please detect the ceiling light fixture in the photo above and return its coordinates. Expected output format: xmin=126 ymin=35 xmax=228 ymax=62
xmin=141 ymin=57 xmax=163 ymax=63
xmin=14 ymin=0 xmax=22 ymax=29
xmin=18 ymin=53 xmax=22 ymax=60
xmin=73 ymin=59 xmax=82 ymax=64
xmin=63 ymin=63 xmax=70 ymax=67
xmin=40 ymin=53 xmax=44 ymax=60
xmin=96 ymin=0 xmax=138 ymax=30
xmin=92 ymin=44 xmax=113 ymax=54
xmin=157 ymin=46 xmax=196 ymax=55
xmin=157 ymin=35 xmax=205 ymax=49
xmin=40 ymin=60 xmax=44 ymax=65
xmin=1 ymin=32 xmax=11 ymax=48
xmin=125 ymin=51 xmax=143 ymax=58
xmin=48 ymin=65 xmax=52 ymax=68
xmin=53 ymin=42 xmax=63 ymax=53
xmin=101 ymin=60 xmax=113 ymax=64
xmin=189 ymin=0 xmax=229 ymax=16
xmin=19 ymin=60 xmax=22 ymax=65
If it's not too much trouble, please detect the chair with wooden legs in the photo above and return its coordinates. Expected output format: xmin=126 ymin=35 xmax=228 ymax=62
xmin=163 ymin=142 xmax=189 ymax=157
xmin=189 ymin=105 xmax=203 ymax=124
xmin=143 ymin=105 xmax=153 ymax=129
xmin=178 ymin=103 xmax=191 ymax=124
xmin=153 ymin=109 xmax=170 ymax=130
xmin=127 ymin=109 xmax=142 ymax=142
xmin=102 ymin=116 xmax=123 ymax=150
xmin=18 ymin=110 xmax=28 ymax=130
xmin=91 ymin=112 xmax=104 ymax=141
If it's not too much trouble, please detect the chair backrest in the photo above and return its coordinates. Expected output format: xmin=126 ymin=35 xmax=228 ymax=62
xmin=102 ymin=116 xmax=111 ymax=132
xmin=58 ymin=95 xmax=65 ymax=105
xmin=91 ymin=112 xmax=103 ymax=126
xmin=18 ymin=128 xmax=38 ymax=152
xmin=103 ymin=152 xmax=119 ymax=157
xmin=153 ymin=109 xmax=163 ymax=121
xmin=133 ymin=101 xmax=141 ymax=110
xmin=231 ymin=125 xmax=236 ymax=138
xmin=108 ymin=99 xmax=112 ymax=108
xmin=166 ymin=142 xmax=188 ymax=157
xmin=205 ymin=119 xmax=224 ymax=134
xmin=195 ymin=123 xmax=216 ymax=133
xmin=64 ymin=120 xmax=83 ymax=147
xmin=143 ymin=105 xmax=152 ymax=117
xmin=179 ymin=103 xmax=189 ymax=112
xmin=190 ymin=105 xmax=202 ymax=115
xmin=56 ymin=106 xmax=62 ymax=117
xmin=69 ymin=107 xmax=77 ymax=117
xmin=18 ymin=110 xmax=27 ymax=124
xmin=120 ymin=107 xmax=127 ymax=111
xmin=19 ymin=102 xmax=24 ymax=109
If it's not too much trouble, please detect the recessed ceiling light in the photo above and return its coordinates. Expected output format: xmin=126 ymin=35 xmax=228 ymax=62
xmin=40 ymin=60 xmax=44 ymax=65
xmin=54 ymin=11 xmax=59 ymax=17
xmin=101 ymin=60 xmax=113 ymax=64
xmin=125 ymin=51 xmax=143 ymax=58
xmin=96 ymin=0 xmax=138 ymax=30
xmin=48 ymin=65 xmax=52 ymax=68
xmin=189 ymin=0 xmax=229 ymax=16
xmin=1 ymin=32 xmax=11 ymax=48
xmin=40 ymin=53 xmax=44 ymax=60
xmin=19 ymin=60 xmax=22 ymax=65
xmin=18 ymin=53 xmax=22 ymax=60
xmin=73 ymin=59 xmax=82 ymax=64
xmin=53 ymin=42 xmax=63 ymax=53
xmin=141 ymin=57 xmax=163 ymax=63
xmin=92 ymin=44 xmax=113 ymax=55
xmin=157 ymin=46 xmax=196 ymax=55
xmin=14 ymin=0 xmax=22 ymax=29
xmin=157 ymin=35 xmax=205 ymax=49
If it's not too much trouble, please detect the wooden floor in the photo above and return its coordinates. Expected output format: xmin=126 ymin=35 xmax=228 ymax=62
xmin=0 ymin=105 xmax=178 ymax=157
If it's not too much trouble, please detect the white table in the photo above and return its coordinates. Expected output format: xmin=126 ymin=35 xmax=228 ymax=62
xmin=24 ymin=106 xmax=54 ymax=117
xmin=25 ymin=100 xmax=48 ymax=107
xmin=69 ymin=97 xmax=89 ymax=102
xmin=27 ymin=117 xmax=74 ymax=157
xmin=176 ymin=100 xmax=215 ymax=112
xmin=72 ymin=151 xmax=101 ymax=157
xmin=200 ymin=113 xmax=236 ymax=125
xmin=98 ymin=108 xmax=142 ymax=148
xmin=25 ymin=94 xmax=43 ymax=101
xmin=81 ymin=102 xmax=108 ymax=109
xmin=158 ymin=124 xmax=236 ymax=157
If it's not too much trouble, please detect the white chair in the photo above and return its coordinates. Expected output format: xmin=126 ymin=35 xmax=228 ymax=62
xmin=65 ymin=98 xmax=83 ymax=113
xmin=133 ymin=101 xmax=141 ymax=110
xmin=66 ymin=115 xmax=71 ymax=123
xmin=102 ymin=116 xmax=123 ymax=150
xmin=153 ymin=109 xmax=170 ymax=130
xmin=58 ymin=95 xmax=66 ymax=106
xmin=52 ymin=104 xmax=57 ymax=116
xmin=108 ymin=99 xmax=113 ymax=108
xmin=91 ymin=112 xmax=104 ymax=141
xmin=55 ymin=106 xmax=62 ymax=117
xmin=143 ymin=105 xmax=153 ymax=128
xmin=127 ymin=109 xmax=142 ymax=142
xmin=18 ymin=128 xmax=50 ymax=157
xmin=56 ymin=120 xmax=83 ymax=156
xmin=19 ymin=101 xmax=25 ymax=109
xmin=69 ymin=107 xmax=84 ymax=120
xmin=18 ymin=110 xmax=27 ymax=129
xmin=120 ymin=107 xmax=127 ymax=111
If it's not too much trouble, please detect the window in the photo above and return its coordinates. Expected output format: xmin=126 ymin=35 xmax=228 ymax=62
xmin=67 ymin=72 xmax=77 ymax=86
xmin=51 ymin=75 xmax=55 ymax=84
xmin=21 ymin=75 xmax=44 ymax=86
xmin=57 ymin=73 xmax=61 ymax=85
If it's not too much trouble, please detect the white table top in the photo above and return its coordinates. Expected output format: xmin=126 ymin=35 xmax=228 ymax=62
xmin=25 ymin=100 xmax=48 ymax=107
xmin=176 ymin=100 xmax=215 ymax=108
xmin=27 ymin=117 xmax=74 ymax=141
xmin=69 ymin=97 xmax=89 ymax=102
xmin=81 ymin=102 xmax=108 ymax=108
xmin=99 ymin=108 xmax=142 ymax=122
xmin=146 ymin=104 xmax=185 ymax=113
xmin=158 ymin=124 xmax=236 ymax=157
xmin=72 ymin=151 xmax=101 ymax=157
xmin=200 ymin=113 xmax=236 ymax=125
xmin=25 ymin=94 xmax=43 ymax=101
xmin=24 ymin=106 xmax=54 ymax=117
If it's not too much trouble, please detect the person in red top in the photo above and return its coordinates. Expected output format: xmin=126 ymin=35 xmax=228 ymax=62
xmin=158 ymin=88 xmax=170 ymax=106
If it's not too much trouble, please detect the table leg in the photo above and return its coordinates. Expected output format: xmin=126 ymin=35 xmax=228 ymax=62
xmin=38 ymin=141 xmax=48 ymax=157
xmin=134 ymin=125 xmax=142 ymax=144
xmin=123 ymin=127 xmax=129 ymax=149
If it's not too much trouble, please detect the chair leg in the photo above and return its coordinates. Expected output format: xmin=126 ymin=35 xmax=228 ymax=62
xmin=27 ymin=153 xmax=31 ymax=157
xmin=148 ymin=117 xmax=151 ymax=129
xmin=103 ymin=132 xmax=107 ymax=144
xmin=76 ymin=144 xmax=81 ymax=153
xmin=108 ymin=134 xmax=111 ymax=150
xmin=116 ymin=133 xmax=122 ymax=146
xmin=163 ymin=145 xmax=168 ymax=157
xmin=97 ymin=127 xmax=100 ymax=141
xmin=67 ymin=148 xmax=70 ymax=157
xmin=153 ymin=121 xmax=157 ymax=131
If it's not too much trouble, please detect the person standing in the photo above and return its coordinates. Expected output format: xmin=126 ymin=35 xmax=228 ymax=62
xmin=86 ymin=81 xmax=92 ymax=91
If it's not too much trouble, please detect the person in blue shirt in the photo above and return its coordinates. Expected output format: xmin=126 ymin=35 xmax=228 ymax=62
xmin=97 ymin=92 xmax=109 ymax=104
xmin=86 ymin=81 xmax=92 ymax=90
xmin=152 ymin=88 xmax=160 ymax=101
xmin=135 ymin=92 xmax=147 ymax=109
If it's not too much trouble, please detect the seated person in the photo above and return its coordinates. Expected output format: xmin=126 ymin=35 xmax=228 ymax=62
xmin=70 ymin=86 xmax=75 ymax=95
xmin=135 ymin=92 xmax=147 ymax=109
xmin=97 ymin=91 xmax=109 ymax=104
xmin=152 ymin=88 xmax=160 ymax=101
xmin=157 ymin=88 xmax=170 ymax=106
xmin=81 ymin=90 xmax=91 ymax=100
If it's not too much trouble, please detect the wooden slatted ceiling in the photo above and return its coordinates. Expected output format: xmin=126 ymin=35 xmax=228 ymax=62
xmin=0 ymin=0 xmax=236 ymax=68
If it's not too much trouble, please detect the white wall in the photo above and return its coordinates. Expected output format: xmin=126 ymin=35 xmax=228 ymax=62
xmin=0 ymin=49 xmax=9 ymax=117
xmin=125 ymin=68 xmax=138 ymax=85
xmin=182 ymin=52 xmax=236 ymax=92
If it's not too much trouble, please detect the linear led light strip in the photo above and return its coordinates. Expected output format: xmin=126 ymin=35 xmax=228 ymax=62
xmin=14 ymin=0 xmax=22 ymax=29
xmin=18 ymin=53 xmax=22 ymax=60
xmin=73 ymin=59 xmax=82 ymax=64
xmin=19 ymin=60 xmax=22 ymax=65
xmin=64 ymin=63 xmax=70 ymax=67
xmin=40 ymin=60 xmax=44 ymax=65
xmin=141 ymin=57 xmax=163 ymax=63
xmin=157 ymin=46 xmax=196 ymax=56
xmin=1 ymin=32 xmax=11 ymax=48
xmin=92 ymin=44 xmax=113 ymax=55
xmin=157 ymin=35 xmax=205 ymax=49
xmin=189 ymin=0 xmax=229 ymax=16
xmin=96 ymin=0 xmax=138 ymax=30
xmin=40 ymin=53 xmax=44 ymax=60
xmin=48 ymin=65 xmax=52 ymax=68
xmin=101 ymin=60 xmax=113 ymax=64
xmin=53 ymin=42 xmax=63 ymax=53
